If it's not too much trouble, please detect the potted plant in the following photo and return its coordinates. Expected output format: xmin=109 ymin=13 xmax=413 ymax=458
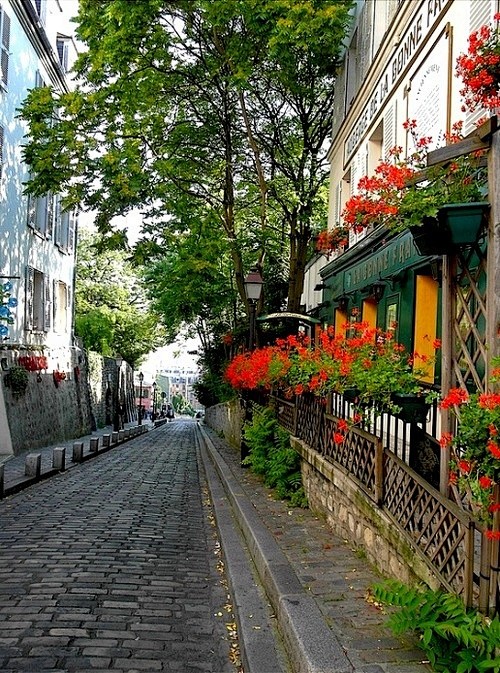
xmin=4 ymin=365 xmax=29 ymax=398
xmin=350 ymin=330 xmax=439 ymax=418
xmin=225 ymin=324 xmax=439 ymax=423
xmin=439 ymin=366 xmax=500 ymax=539
xmin=315 ymin=225 xmax=349 ymax=258
xmin=341 ymin=120 xmax=488 ymax=253
xmin=456 ymin=13 xmax=500 ymax=113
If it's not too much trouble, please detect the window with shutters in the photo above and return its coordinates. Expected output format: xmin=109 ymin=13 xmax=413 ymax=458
xmin=347 ymin=148 xmax=369 ymax=248
xmin=33 ymin=0 xmax=46 ymax=24
xmin=27 ymin=190 xmax=54 ymax=238
xmin=464 ymin=0 xmax=495 ymax=135
xmin=0 ymin=6 xmax=10 ymax=88
xmin=0 ymin=125 xmax=3 ymax=181
xmin=53 ymin=280 xmax=69 ymax=333
xmin=25 ymin=267 xmax=50 ymax=332
xmin=345 ymin=30 xmax=359 ymax=109
xmin=56 ymin=37 xmax=69 ymax=72
xmin=54 ymin=195 xmax=76 ymax=252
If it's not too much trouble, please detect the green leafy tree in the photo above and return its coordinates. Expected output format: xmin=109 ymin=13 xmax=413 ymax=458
xmin=75 ymin=228 xmax=162 ymax=366
xmin=19 ymin=0 xmax=353 ymax=323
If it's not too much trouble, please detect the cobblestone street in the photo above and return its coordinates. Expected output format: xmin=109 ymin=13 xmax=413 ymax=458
xmin=0 ymin=422 xmax=236 ymax=673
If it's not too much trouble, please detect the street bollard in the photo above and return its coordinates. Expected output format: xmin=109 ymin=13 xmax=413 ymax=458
xmin=102 ymin=434 xmax=111 ymax=448
xmin=0 ymin=465 xmax=4 ymax=498
xmin=90 ymin=437 xmax=99 ymax=453
xmin=111 ymin=431 xmax=119 ymax=444
xmin=72 ymin=442 xmax=84 ymax=463
xmin=118 ymin=430 xmax=125 ymax=442
xmin=52 ymin=447 xmax=66 ymax=472
xmin=25 ymin=453 xmax=41 ymax=479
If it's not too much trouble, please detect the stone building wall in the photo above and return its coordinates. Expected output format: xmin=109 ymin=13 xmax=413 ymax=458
xmin=0 ymin=347 xmax=137 ymax=455
xmin=204 ymin=399 xmax=243 ymax=449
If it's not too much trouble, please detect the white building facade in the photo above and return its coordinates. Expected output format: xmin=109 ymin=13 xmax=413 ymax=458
xmin=0 ymin=0 xmax=91 ymax=454
xmin=303 ymin=0 xmax=496 ymax=324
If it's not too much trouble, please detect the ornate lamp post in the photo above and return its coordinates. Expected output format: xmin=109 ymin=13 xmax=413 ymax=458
xmin=137 ymin=371 xmax=144 ymax=425
xmin=244 ymin=268 xmax=263 ymax=351
xmin=113 ymin=354 xmax=123 ymax=432
xmin=152 ymin=381 xmax=157 ymax=422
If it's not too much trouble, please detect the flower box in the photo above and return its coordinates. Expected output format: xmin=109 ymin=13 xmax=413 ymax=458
xmin=409 ymin=202 xmax=489 ymax=256
xmin=438 ymin=202 xmax=489 ymax=246
xmin=409 ymin=217 xmax=450 ymax=256
xmin=391 ymin=392 xmax=430 ymax=424
xmin=342 ymin=387 xmax=360 ymax=403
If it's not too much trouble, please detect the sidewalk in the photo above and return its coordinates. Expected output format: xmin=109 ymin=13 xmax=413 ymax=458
xmin=0 ymin=420 xmax=152 ymax=494
xmin=199 ymin=423 xmax=432 ymax=673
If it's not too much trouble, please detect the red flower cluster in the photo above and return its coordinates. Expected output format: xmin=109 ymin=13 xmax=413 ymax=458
xmin=224 ymin=345 xmax=291 ymax=391
xmin=440 ymin=374 xmax=500 ymax=535
xmin=341 ymin=159 xmax=415 ymax=233
xmin=456 ymin=14 xmax=500 ymax=112
xmin=315 ymin=226 xmax=349 ymax=256
xmin=18 ymin=355 xmax=48 ymax=372
xmin=340 ymin=118 xmax=485 ymax=236
xmin=225 ymin=323 xmax=437 ymax=413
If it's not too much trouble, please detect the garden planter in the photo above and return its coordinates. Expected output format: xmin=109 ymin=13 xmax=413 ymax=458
xmin=409 ymin=203 xmax=489 ymax=256
xmin=437 ymin=202 xmax=489 ymax=246
xmin=409 ymin=217 xmax=450 ymax=256
xmin=342 ymin=387 xmax=360 ymax=403
xmin=391 ymin=393 xmax=430 ymax=424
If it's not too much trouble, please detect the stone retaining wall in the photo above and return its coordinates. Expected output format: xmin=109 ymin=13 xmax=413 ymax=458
xmin=293 ymin=438 xmax=439 ymax=588
xmin=205 ymin=401 xmax=439 ymax=589
xmin=0 ymin=347 xmax=137 ymax=455
xmin=204 ymin=399 xmax=243 ymax=449
xmin=1 ymin=345 xmax=93 ymax=454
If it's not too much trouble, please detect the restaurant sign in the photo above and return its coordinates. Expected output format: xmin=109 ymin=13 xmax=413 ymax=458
xmin=344 ymin=234 xmax=418 ymax=292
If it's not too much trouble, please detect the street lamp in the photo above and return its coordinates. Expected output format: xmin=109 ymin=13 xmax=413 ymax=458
xmin=244 ymin=268 xmax=263 ymax=351
xmin=137 ymin=371 xmax=144 ymax=425
xmin=152 ymin=381 xmax=157 ymax=422
xmin=113 ymin=354 xmax=123 ymax=432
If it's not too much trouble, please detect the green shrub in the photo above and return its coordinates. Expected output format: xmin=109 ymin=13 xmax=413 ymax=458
xmin=5 ymin=365 xmax=29 ymax=398
xmin=373 ymin=579 xmax=500 ymax=672
xmin=243 ymin=405 xmax=308 ymax=507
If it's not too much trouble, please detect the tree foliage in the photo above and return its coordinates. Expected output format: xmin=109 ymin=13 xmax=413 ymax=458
xmin=75 ymin=228 xmax=163 ymax=366
xmin=20 ymin=0 xmax=352 ymax=299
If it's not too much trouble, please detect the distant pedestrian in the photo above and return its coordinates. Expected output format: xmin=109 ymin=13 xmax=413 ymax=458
xmin=166 ymin=403 xmax=175 ymax=422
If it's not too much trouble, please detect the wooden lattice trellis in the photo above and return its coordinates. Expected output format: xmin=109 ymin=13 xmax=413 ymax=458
xmin=384 ymin=452 xmax=473 ymax=601
xmin=451 ymin=240 xmax=488 ymax=392
xmin=320 ymin=414 xmax=378 ymax=496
